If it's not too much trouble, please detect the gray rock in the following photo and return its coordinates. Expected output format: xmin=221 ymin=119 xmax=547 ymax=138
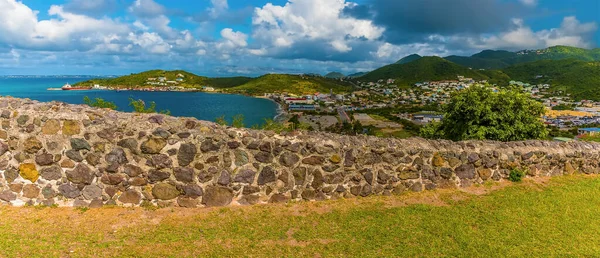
xmin=217 ymin=170 xmax=230 ymax=186
xmin=148 ymin=169 xmax=171 ymax=183
xmin=58 ymin=184 xmax=81 ymax=198
xmin=455 ymin=164 xmax=476 ymax=179
xmin=258 ymin=166 xmax=277 ymax=185
xmin=70 ymin=138 xmax=91 ymax=151
xmin=40 ymin=165 xmax=62 ymax=181
xmin=106 ymin=148 xmax=128 ymax=165
xmin=174 ymin=167 xmax=194 ymax=183
xmin=0 ymin=190 xmax=16 ymax=202
xmin=177 ymin=143 xmax=197 ymax=167
xmin=66 ymin=164 xmax=94 ymax=185
xmin=82 ymin=185 xmax=102 ymax=200
xmin=279 ymin=152 xmax=300 ymax=167
xmin=66 ymin=150 xmax=83 ymax=162
xmin=117 ymin=138 xmax=138 ymax=153
xmin=254 ymin=152 xmax=273 ymax=163
xmin=233 ymin=169 xmax=255 ymax=184
xmin=35 ymin=153 xmax=54 ymax=166
xmin=200 ymin=139 xmax=220 ymax=152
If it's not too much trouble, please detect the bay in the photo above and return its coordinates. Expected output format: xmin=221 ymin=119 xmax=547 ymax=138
xmin=0 ymin=77 xmax=279 ymax=127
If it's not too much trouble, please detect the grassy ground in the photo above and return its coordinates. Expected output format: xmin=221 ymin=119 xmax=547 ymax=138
xmin=2 ymin=176 xmax=600 ymax=257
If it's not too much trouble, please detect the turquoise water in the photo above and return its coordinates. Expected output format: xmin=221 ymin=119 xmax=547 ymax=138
xmin=0 ymin=77 xmax=278 ymax=127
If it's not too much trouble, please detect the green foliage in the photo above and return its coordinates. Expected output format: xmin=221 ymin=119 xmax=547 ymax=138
xmin=83 ymin=96 xmax=118 ymax=110
xmin=446 ymin=46 xmax=600 ymax=69
xmin=324 ymin=72 xmax=345 ymax=79
xmin=75 ymin=70 xmax=210 ymax=89
xmin=502 ymin=59 xmax=600 ymax=101
xmin=225 ymin=74 xmax=353 ymax=95
xmin=231 ymin=114 xmax=245 ymax=128
xmin=128 ymin=98 xmax=170 ymax=115
xmin=360 ymin=56 xmax=498 ymax=86
xmin=551 ymin=104 xmax=575 ymax=111
xmin=396 ymin=54 xmax=422 ymax=64
xmin=579 ymin=134 xmax=600 ymax=143
xmin=421 ymin=86 xmax=548 ymax=141
xmin=260 ymin=118 xmax=288 ymax=133
xmin=214 ymin=116 xmax=228 ymax=126
xmin=509 ymin=168 xmax=526 ymax=182
xmin=205 ymin=77 xmax=253 ymax=88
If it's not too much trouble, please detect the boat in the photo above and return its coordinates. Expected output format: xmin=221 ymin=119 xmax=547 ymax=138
xmin=62 ymin=83 xmax=91 ymax=91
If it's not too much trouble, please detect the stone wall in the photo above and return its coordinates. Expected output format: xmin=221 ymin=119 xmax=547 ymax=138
xmin=0 ymin=97 xmax=598 ymax=208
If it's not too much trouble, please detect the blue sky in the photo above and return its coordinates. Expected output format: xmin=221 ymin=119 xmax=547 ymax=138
xmin=0 ymin=0 xmax=598 ymax=76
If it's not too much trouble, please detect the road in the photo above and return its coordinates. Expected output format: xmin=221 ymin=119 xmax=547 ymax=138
xmin=337 ymin=107 xmax=350 ymax=123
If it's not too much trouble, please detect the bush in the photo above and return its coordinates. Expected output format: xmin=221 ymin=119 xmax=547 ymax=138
xmin=129 ymin=98 xmax=170 ymax=115
xmin=83 ymin=96 xmax=118 ymax=110
xmin=509 ymin=168 xmax=526 ymax=182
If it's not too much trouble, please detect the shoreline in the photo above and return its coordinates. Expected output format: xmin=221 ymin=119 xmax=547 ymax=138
xmin=48 ymin=87 xmax=286 ymax=123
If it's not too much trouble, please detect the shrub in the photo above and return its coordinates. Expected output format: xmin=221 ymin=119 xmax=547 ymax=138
xmin=83 ymin=96 xmax=118 ymax=110
xmin=509 ymin=168 xmax=526 ymax=182
xmin=129 ymin=98 xmax=170 ymax=115
xmin=215 ymin=116 xmax=228 ymax=126
xmin=232 ymin=114 xmax=245 ymax=128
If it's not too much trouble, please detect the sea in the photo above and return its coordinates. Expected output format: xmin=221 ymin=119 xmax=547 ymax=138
xmin=0 ymin=77 xmax=279 ymax=127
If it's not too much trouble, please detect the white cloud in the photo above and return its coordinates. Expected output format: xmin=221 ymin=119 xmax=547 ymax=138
xmin=444 ymin=16 xmax=598 ymax=50
xmin=519 ymin=0 xmax=537 ymax=6
xmin=220 ymin=28 xmax=248 ymax=47
xmin=209 ymin=0 xmax=229 ymax=18
xmin=251 ymin=0 xmax=384 ymax=54
xmin=128 ymin=0 xmax=165 ymax=17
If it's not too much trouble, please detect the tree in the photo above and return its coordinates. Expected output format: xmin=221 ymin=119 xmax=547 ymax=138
xmin=232 ymin=114 xmax=245 ymax=128
xmin=421 ymin=86 xmax=548 ymax=141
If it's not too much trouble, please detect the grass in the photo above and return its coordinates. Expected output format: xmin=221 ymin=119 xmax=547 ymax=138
xmin=1 ymin=175 xmax=600 ymax=257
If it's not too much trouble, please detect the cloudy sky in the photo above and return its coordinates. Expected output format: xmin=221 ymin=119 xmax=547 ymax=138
xmin=0 ymin=0 xmax=598 ymax=76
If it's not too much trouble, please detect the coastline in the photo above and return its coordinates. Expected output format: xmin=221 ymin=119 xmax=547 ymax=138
xmin=255 ymin=95 xmax=288 ymax=122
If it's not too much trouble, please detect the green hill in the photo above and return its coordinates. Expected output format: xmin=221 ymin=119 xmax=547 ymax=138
xmin=444 ymin=46 xmax=600 ymax=69
xmin=205 ymin=77 xmax=253 ymax=88
xmin=444 ymin=55 xmax=509 ymax=70
xmin=502 ymin=59 xmax=600 ymax=100
xmin=324 ymin=72 xmax=346 ymax=79
xmin=396 ymin=54 xmax=422 ymax=64
xmin=224 ymin=74 xmax=353 ymax=95
xmin=360 ymin=56 xmax=497 ymax=85
xmin=347 ymin=72 xmax=368 ymax=78
xmin=74 ymin=70 xmax=210 ymax=88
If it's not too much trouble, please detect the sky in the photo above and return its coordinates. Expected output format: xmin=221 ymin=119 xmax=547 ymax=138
xmin=0 ymin=0 xmax=598 ymax=76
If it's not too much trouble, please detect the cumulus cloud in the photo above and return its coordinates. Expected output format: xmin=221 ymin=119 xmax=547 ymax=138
xmin=456 ymin=16 xmax=598 ymax=50
xmin=519 ymin=0 xmax=537 ymax=7
xmin=128 ymin=0 xmax=165 ymax=18
xmin=220 ymin=28 xmax=248 ymax=47
xmin=250 ymin=0 xmax=384 ymax=61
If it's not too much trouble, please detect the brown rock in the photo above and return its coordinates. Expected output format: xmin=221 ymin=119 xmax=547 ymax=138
xmin=22 ymin=184 xmax=40 ymax=199
xmin=62 ymin=120 xmax=80 ymax=136
xmin=24 ymin=137 xmax=43 ymax=154
xmin=119 ymin=190 xmax=142 ymax=204
xmin=42 ymin=119 xmax=60 ymax=135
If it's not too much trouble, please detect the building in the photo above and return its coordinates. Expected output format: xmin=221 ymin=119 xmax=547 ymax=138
xmin=578 ymin=128 xmax=600 ymax=136
xmin=288 ymin=104 xmax=317 ymax=111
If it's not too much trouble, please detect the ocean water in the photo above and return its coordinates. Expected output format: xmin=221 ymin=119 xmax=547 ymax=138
xmin=0 ymin=77 xmax=278 ymax=127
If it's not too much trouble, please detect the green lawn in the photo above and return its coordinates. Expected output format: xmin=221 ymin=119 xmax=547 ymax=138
xmin=1 ymin=176 xmax=600 ymax=257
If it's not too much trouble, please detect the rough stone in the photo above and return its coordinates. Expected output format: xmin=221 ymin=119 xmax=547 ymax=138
xmin=66 ymin=164 xmax=94 ymax=185
xmin=119 ymin=190 xmax=142 ymax=204
xmin=124 ymin=164 xmax=144 ymax=177
xmin=233 ymin=169 xmax=256 ymax=184
xmin=279 ymin=152 xmax=300 ymax=167
xmin=152 ymin=183 xmax=180 ymax=200
xmin=35 ymin=153 xmax=54 ymax=166
xmin=106 ymin=148 xmax=128 ymax=165
xmin=22 ymin=184 xmax=40 ymax=199
xmin=177 ymin=143 xmax=197 ymax=167
xmin=24 ymin=137 xmax=43 ymax=154
xmin=202 ymin=186 xmax=233 ymax=207
xmin=141 ymin=138 xmax=167 ymax=154
xmin=70 ymin=138 xmax=91 ymax=151
xmin=82 ymin=185 xmax=102 ymax=200
xmin=19 ymin=163 xmax=39 ymax=182
xmin=258 ymin=166 xmax=277 ymax=185
xmin=58 ymin=183 xmax=81 ymax=198
xmin=0 ymin=190 xmax=17 ymax=202
xmin=254 ymin=152 xmax=273 ymax=163
xmin=62 ymin=120 xmax=81 ymax=136
xmin=174 ymin=167 xmax=194 ymax=183
xmin=455 ymin=164 xmax=476 ymax=179
xmin=302 ymin=156 xmax=325 ymax=165
xmin=40 ymin=165 xmax=62 ymax=181
xmin=66 ymin=150 xmax=83 ymax=162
